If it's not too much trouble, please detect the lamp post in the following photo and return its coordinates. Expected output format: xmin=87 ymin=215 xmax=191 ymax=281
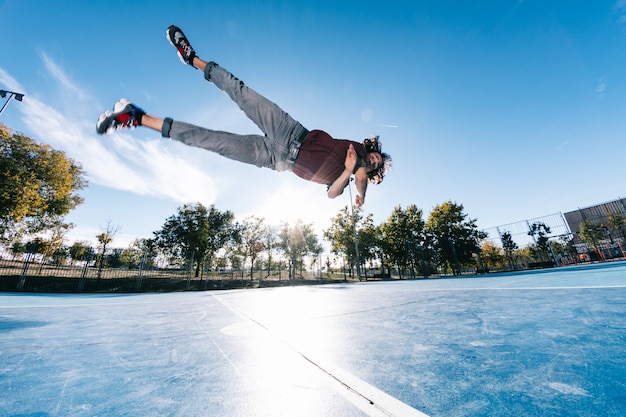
xmin=348 ymin=177 xmax=362 ymax=281
xmin=0 ymin=90 xmax=25 ymax=116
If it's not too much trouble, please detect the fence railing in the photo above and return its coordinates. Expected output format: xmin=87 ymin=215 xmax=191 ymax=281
xmin=0 ymin=247 xmax=365 ymax=293
xmin=3 ymin=238 xmax=625 ymax=293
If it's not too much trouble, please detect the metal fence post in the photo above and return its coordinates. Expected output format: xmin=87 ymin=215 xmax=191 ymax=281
xmin=17 ymin=252 xmax=32 ymax=290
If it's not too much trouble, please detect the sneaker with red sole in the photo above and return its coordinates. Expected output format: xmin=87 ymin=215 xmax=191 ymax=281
xmin=96 ymin=98 xmax=145 ymax=134
xmin=166 ymin=25 xmax=196 ymax=67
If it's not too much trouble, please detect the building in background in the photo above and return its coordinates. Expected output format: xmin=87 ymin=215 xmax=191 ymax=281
xmin=563 ymin=197 xmax=626 ymax=241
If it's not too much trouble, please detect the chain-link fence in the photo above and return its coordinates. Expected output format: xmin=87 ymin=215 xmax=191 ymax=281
xmin=482 ymin=206 xmax=626 ymax=271
xmin=0 ymin=247 xmax=361 ymax=293
xmin=483 ymin=212 xmax=571 ymax=249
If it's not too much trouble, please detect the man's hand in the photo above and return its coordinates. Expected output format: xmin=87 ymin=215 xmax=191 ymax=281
xmin=327 ymin=144 xmax=364 ymax=201
xmin=345 ymin=144 xmax=358 ymax=172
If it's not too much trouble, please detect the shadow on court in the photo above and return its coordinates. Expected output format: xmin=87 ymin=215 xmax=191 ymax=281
xmin=1 ymin=262 xmax=625 ymax=416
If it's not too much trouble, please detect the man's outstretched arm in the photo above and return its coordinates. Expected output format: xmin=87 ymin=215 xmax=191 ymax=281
xmin=327 ymin=144 xmax=357 ymax=199
xmin=327 ymin=144 xmax=367 ymax=207
xmin=353 ymin=167 xmax=368 ymax=208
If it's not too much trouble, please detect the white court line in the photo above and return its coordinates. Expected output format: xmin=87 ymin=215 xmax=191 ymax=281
xmin=211 ymin=293 xmax=429 ymax=417
xmin=407 ymin=284 xmax=626 ymax=291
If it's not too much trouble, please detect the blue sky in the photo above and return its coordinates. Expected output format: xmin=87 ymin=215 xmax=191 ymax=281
xmin=1 ymin=0 xmax=625 ymax=248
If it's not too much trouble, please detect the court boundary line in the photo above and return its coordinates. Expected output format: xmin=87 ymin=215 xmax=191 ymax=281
xmin=211 ymin=293 xmax=430 ymax=417
xmin=403 ymin=284 xmax=626 ymax=291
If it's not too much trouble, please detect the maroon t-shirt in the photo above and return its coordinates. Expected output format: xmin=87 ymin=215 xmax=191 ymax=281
xmin=293 ymin=130 xmax=366 ymax=186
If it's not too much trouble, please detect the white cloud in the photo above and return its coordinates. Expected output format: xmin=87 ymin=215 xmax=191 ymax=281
xmin=0 ymin=68 xmax=23 ymax=92
xmin=614 ymin=0 xmax=626 ymax=24
xmin=41 ymin=52 xmax=92 ymax=102
xmin=4 ymin=54 xmax=348 ymax=241
xmin=360 ymin=108 xmax=373 ymax=122
xmin=2 ymin=58 xmax=218 ymax=206
xmin=595 ymin=77 xmax=606 ymax=95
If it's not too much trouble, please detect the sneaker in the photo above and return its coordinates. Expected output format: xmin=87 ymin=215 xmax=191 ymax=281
xmin=166 ymin=25 xmax=196 ymax=66
xmin=96 ymin=98 xmax=145 ymax=134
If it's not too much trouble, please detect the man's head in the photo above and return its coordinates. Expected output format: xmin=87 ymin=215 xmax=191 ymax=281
xmin=363 ymin=135 xmax=392 ymax=184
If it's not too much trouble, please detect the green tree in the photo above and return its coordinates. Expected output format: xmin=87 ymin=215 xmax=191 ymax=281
xmin=263 ymin=226 xmax=280 ymax=278
xmin=153 ymin=203 xmax=238 ymax=277
xmin=527 ymin=222 xmax=553 ymax=263
xmin=106 ymin=249 xmax=124 ymax=268
xmin=379 ymin=204 xmax=427 ymax=278
xmin=45 ymin=222 xmax=70 ymax=263
xmin=237 ymin=216 xmax=267 ymax=279
xmin=19 ymin=222 xmax=71 ymax=271
xmin=500 ymin=231 xmax=518 ymax=270
xmin=480 ymin=241 xmax=504 ymax=271
xmin=279 ymin=220 xmax=322 ymax=280
xmin=50 ymin=246 xmax=68 ymax=266
xmin=0 ymin=124 xmax=87 ymax=241
xmin=11 ymin=241 xmax=28 ymax=260
xmin=578 ymin=220 xmax=605 ymax=252
xmin=21 ymin=238 xmax=46 ymax=273
xmin=120 ymin=240 xmax=142 ymax=269
xmin=425 ymin=201 xmax=487 ymax=275
xmin=608 ymin=213 xmax=625 ymax=242
xmin=96 ymin=220 xmax=120 ymax=278
xmin=550 ymin=235 xmax=576 ymax=265
xmin=355 ymin=213 xmax=381 ymax=277
xmin=323 ymin=206 xmax=362 ymax=278
xmin=120 ymin=238 xmax=157 ymax=270
xmin=69 ymin=241 xmax=92 ymax=265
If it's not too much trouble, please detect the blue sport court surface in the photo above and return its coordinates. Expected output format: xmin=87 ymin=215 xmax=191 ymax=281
xmin=1 ymin=262 xmax=625 ymax=416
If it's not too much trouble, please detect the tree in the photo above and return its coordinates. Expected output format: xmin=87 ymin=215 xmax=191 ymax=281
xmin=11 ymin=241 xmax=28 ymax=260
xmin=550 ymin=235 xmax=577 ymax=265
xmin=46 ymin=222 xmax=70 ymax=263
xmin=527 ymin=222 xmax=553 ymax=264
xmin=69 ymin=241 xmax=92 ymax=265
xmin=263 ymin=226 xmax=280 ymax=278
xmin=279 ymin=220 xmax=322 ymax=280
xmin=355 ymin=213 xmax=381 ymax=276
xmin=153 ymin=203 xmax=238 ymax=277
xmin=0 ymin=124 xmax=87 ymax=241
xmin=425 ymin=201 xmax=487 ymax=275
xmin=379 ymin=204 xmax=427 ymax=278
xmin=120 ymin=238 xmax=157 ymax=270
xmin=18 ymin=221 xmax=72 ymax=271
xmin=106 ymin=248 xmax=124 ymax=268
xmin=500 ymin=231 xmax=518 ymax=270
xmin=35 ymin=221 xmax=71 ymax=270
xmin=480 ymin=241 xmax=504 ymax=271
xmin=608 ymin=213 xmax=625 ymax=242
xmin=96 ymin=219 xmax=120 ymax=278
xmin=237 ymin=216 xmax=267 ymax=279
xmin=578 ymin=220 xmax=605 ymax=255
xmin=323 ymin=206 xmax=362 ymax=278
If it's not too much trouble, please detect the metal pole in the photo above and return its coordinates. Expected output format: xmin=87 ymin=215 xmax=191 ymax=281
xmin=0 ymin=91 xmax=24 ymax=116
xmin=348 ymin=178 xmax=362 ymax=281
xmin=0 ymin=94 xmax=14 ymax=116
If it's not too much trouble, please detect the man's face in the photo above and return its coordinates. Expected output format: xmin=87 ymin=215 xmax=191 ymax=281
xmin=365 ymin=152 xmax=383 ymax=172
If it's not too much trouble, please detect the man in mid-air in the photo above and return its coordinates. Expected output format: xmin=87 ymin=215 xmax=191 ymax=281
xmin=97 ymin=25 xmax=392 ymax=207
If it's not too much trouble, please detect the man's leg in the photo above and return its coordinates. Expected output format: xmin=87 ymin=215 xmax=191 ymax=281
xmin=166 ymin=26 xmax=308 ymax=164
xmin=202 ymin=61 xmax=305 ymax=146
xmin=97 ymin=100 xmax=277 ymax=169
xmin=140 ymin=114 xmax=164 ymax=132
xmin=164 ymin=120 xmax=275 ymax=168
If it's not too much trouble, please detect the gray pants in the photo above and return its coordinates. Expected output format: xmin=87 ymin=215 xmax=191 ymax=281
xmin=162 ymin=62 xmax=309 ymax=172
